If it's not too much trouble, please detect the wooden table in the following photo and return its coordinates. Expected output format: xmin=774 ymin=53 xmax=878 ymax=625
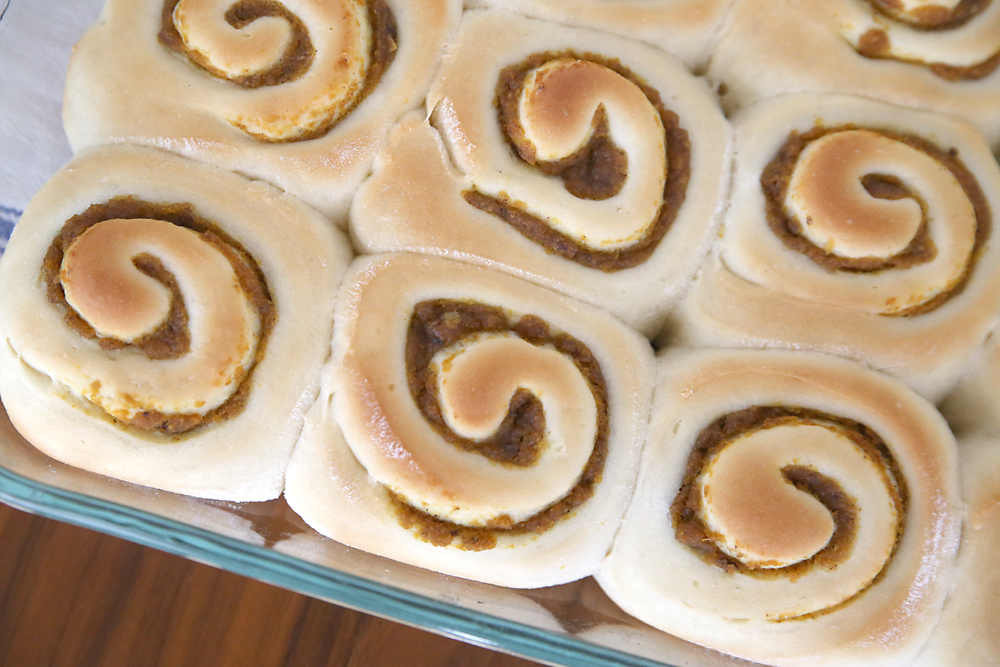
xmin=0 ymin=503 xmax=541 ymax=667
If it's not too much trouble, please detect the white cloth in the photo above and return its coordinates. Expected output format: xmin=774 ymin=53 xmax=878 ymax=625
xmin=0 ymin=0 xmax=103 ymax=252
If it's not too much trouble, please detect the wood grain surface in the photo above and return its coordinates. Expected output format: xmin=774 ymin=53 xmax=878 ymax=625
xmin=0 ymin=503 xmax=542 ymax=667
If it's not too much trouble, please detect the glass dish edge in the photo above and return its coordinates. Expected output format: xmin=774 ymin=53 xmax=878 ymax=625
xmin=0 ymin=447 xmax=677 ymax=667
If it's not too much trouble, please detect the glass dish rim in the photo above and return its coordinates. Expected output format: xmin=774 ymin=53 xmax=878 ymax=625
xmin=0 ymin=451 xmax=677 ymax=667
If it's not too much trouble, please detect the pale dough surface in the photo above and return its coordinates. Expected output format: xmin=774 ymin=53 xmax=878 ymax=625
xmin=466 ymin=0 xmax=734 ymax=69
xmin=285 ymin=253 xmax=656 ymax=588
xmin=0 ymin=145 xmax=352 ymax=501
xmin=63 ymin=0 xmax=462 ymax=225
xmin=915 ymin=435 xmax=1000 ymax=667
xmin=674 ymin=93 xmax=1000 ymax=402
xmin=709 ymin=0 xmax=1000 ymax=149
xmin=352 ymin=11 xmax=731 ymax=337
xmin=597 ymin=347 xmax=961 ymax=666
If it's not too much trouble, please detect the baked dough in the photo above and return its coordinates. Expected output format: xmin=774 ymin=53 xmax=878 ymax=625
xmin=465 ymin=0 xmax=734 ymax=70
xmin=914 ymin=434 xmax=1000 ymax=666
xmin=673 ymin=93 xmax=1000 ymax=402
xmin=0 ymin=145 xmax=352 ymax=501
xmin=709 ymin=0 xmax=1000 ymax=149
xmin=284 ymin=253 xmax=655 ymax=588
xmin=597 ymin=347 xmax=961 ymax=666
xmin=63 ymin=0 xmax=462 ymax=225
xmin=351 ymin=11 xmax=730 ymax=337
xmin=939 ymin=325 xmax=1000 ymax=437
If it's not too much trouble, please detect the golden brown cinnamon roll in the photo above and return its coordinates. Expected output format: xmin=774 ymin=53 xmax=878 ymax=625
xmin=284 ymin=253 xmax=655 ymax=587
xmin=597 ymin=347 xmax=961 ymax=667
xmin=63 ymin=0 xmax=461 ymax=225
xmin=350 ymin=11 xmax=730 ymax=337
xmin=0 ymin=145 xmax=352 ymax=501
xmin=674 ymin=94 xmax=1000 ymax=401
xmin=464 ymin=0 xmax=733 ymax=70
xmin=709 ymin=0 xmax=1000 ymax=149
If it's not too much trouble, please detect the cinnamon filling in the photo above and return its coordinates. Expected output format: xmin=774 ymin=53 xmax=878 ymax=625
xmin=761 ymin=125 xmax=991 ymax=316
xmin=501 ymin=91 xmax=628 ymax=202
xmin=856 ymin=0 xmax=1000 ymax=81
xmin=41 ymin=196 xmax=275 ymax=434
xmin=396 ymin=299 xmax=609 ymax=551
xmin=869 ymin=0 xmax=991 ymax=29
xmin=670 ymin=407 xmax=906 ymax=590
xmin=116 ymin=254 xmax=192 ymax=359
xmin=159 ymin=0 xmax=398 ymax=142
xmin=464 ymin=51 xmax=691 ymax=272
xmin=160 ymin=0 xmax=315 ymax=87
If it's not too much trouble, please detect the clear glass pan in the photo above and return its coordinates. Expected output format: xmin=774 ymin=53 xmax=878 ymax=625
xmin=0 ymin=401 xmax=757 ymax=667
xmin=0 ymin=2 xmax=755 ymax=666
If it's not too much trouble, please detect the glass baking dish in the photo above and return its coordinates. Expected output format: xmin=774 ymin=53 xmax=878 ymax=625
xmin=0 ymin=400 xmax=763 ymax=667
xmin=0 ymin=2 xmax=754 ymax=666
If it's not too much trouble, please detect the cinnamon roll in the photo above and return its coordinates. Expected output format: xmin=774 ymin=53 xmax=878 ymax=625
xmin=597 ymin=347 xmax=961 ymax=666
xmin=709 ymin=0 xmax=1000 ymax=149
xmin=63 ymin=0 xmax=461 ymax=225
xmin=284 ymin=253 xmax=655 ymax=588
xmin=350 ymin=11 xmax=730 ymax=337
xmin=0 ymin=145 xmax=352 ymax=501
xmin=464 ymin=0 xmax=733 ymax=70
xmin=674 ymin=94 xmax=1000 ymax=401
xmin=914 ymin=434 xmax=1000 ymax=666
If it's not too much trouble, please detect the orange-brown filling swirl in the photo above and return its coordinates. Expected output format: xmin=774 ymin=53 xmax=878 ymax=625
xmin=41 ymin=196 xmax=275 ymax=434
xmin=761 ymin=125 xmax=990 ymax=316
xmin=671 ymin=406 xmax=907 ymax=619
xmin=396 ymin=299 xmax=609 ymax=550
xmin=464 ymin=51 xmax=691 ymax=273
xmin=160 ymin=0 xmax=315 ymax=87
xmin=158 ymin=0 xmax=398 ymax=142
xmin=869 ymin=0 xmax=991 ymax=29
xmin=857 ymin=0 xmax=1000 ymax=80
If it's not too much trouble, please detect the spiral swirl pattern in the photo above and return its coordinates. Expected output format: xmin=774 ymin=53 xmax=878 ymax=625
xmin=851 ymin=0 xmax=1000 ymax=79
xmin=350 ymin=11 xmax=728 ymax=337
xmin=758 ymin=125 xmax=987 ymax=316
xmin=671 ymin=407 xmax=904 ymax=619
xmin=0 ymin=146 xmax=352 ymax=501
xmin=284 ymin=253 xmax=654 ymax=586
xmin=596 ymin=348 xmax=961 ymax=665
xmin=676 ymin=94 xmax=1000 ymax=401
xmin=457 ymin=51 xmax=689 ymax=271
xmin=41 ymin=197 xmax=273 ymax=434
xmin=64 ymin=0 xmax=459 ymax=222
xmin=352 ymin=298 xmax=608 ymax=541
xmin=707 ymin=0 xmax=1000 ymax=150
xmin=159 ymin=0 xmax=397 ymax=141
